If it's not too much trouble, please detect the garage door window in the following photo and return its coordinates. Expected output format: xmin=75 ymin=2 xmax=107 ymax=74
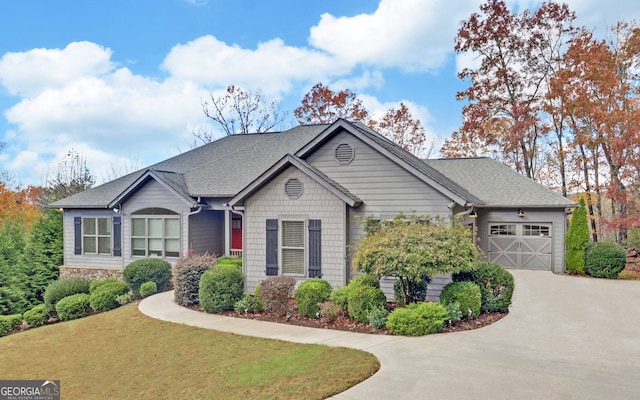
xmin=490 ymin=224 xmax=516 ymax=236
xmin=523 ymin=224 xmax=550 ymax=237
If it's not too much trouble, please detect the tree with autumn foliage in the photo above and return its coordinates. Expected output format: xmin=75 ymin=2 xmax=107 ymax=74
xmin=294 ymin=83 xmax=369 ymax=124
xmin=368 ymin=103 xmax=428 ymax=156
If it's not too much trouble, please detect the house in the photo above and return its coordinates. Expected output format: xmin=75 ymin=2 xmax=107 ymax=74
xmin=52 ymin=119 xmax=574 ymax=298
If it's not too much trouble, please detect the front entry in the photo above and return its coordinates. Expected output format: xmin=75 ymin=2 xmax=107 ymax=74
xmin=488 ymin=223 xmax=552 ymax=270
xmin=231 ymin=214 xmax=242 ymax=250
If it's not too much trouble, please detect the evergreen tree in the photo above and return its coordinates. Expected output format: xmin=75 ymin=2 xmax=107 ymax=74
xmin=565 ymin=198 xmax=590 ymax=274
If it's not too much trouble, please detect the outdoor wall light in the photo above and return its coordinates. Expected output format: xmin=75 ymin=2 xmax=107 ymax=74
xmin=517 ymin=209 xmax=525 ymax=217
xmin=469 ymin=209 xmax=478 ymax=218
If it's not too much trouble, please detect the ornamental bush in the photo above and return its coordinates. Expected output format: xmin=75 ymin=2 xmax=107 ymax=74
xmin=349 ymin=274 xmax=380 ymax=289
xmin=216 ymin=256 xmax=242 ymax=269
xmin=319 ymin=301 xmax=342 ymax=323
xmin=452 ymin=262 xmax=514 ymax=313
xmin=198 ymin=265 xmax=244 ymax=313
xmin=585 ymin=242 xmax=626 ymax=279
xmin=139 ymin=281 xmax=158 ymax=298
xmin=393 ymin=277 xmax=428 ymax=304
xmin=386 ymin=302 xmax=449 ymax=336
xmin=347 ymin=285 xmax=386 ymax=324
xmin=330 ymin=286 xmax=350 ymax=310
xmin=258 ymin=276 xmax=296 ymax=316
xmin=174 ymin=253 xmax=217 ymax=306
xmin=43 ymin=277 xmax=91 ymax=317
xmin=89 ymin=280 xmax=129 ymax=313
xmin=123 ymin=258 xmax=172 ymax=298
xmin=234 ymin=294 xmax=259 ymax=314
xmin=23 ymin=304 xmax=48 ymax=328
xmin=565 ymin=198 xmax=590 ymax=274
xmin=440 ymin=281 xmax=481 ymax=319
xmin=56 ymin=293 xmax=91 ymax=321
xmin=368 ymin=307 xmax=389 ymax=329
xmin=89 ymin=278 xmax=121 ymax=294
xmin=0 ymin=314 xmax=23 ymax=336
xmin=294 ymin=279 xmax=333 ymax=318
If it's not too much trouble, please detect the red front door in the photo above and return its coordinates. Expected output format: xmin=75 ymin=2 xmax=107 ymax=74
xmin=231 ymin=215 xmax=242 ymax=250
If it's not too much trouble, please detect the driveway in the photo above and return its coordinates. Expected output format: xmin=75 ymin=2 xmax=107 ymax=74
xmin=139 ymin=270 xmax=640 ymax=399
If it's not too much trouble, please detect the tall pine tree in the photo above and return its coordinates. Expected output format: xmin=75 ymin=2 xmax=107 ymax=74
xmin=565 ymin=198 xmax=590 ymax=274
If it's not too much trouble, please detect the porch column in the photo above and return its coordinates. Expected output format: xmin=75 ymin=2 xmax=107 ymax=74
xmin=224 ymin=209 xmax=231 ymax=256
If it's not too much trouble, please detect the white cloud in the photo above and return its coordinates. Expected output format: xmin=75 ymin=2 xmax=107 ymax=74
xmin=0 ymin=41 xmax=115 ymax=97
xmin=309 ymin=0 xmax=480 ymax=72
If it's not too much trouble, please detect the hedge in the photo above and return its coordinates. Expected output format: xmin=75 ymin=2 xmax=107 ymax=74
xmin=123 ymin=258 xmax=172 ymax=298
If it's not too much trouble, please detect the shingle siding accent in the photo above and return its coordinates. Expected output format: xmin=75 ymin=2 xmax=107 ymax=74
xmin=244 ymin=165 xmax=347 ymax=293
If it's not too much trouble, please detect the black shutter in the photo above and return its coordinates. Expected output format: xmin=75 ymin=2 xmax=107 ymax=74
xmin=266 ymin=219 xmax=278 ymax=276
xmin=308 ymin=219 xmax=321 ymax=278
xmin=74 ymin=217 xmax=82 ymax=255
xmin=113 ymin=216 xmax=122 ymax=256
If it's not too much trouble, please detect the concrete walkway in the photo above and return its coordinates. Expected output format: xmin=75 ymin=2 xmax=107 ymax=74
xmin=139 ymin=270 xmax=640 ymax=399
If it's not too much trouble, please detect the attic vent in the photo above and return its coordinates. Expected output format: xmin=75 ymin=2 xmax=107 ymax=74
xmin=285 ymin=178 xmax=303 ymax=199
xmin=335 ymin=143 xmax=355 ymax=165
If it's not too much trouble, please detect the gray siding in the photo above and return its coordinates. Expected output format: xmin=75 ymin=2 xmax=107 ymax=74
xmin=475 ymin=208 xmax=568 ymax=273
xmin=305 ymin=130 xmax=453 ymax=247
xmin=243 ymin=165 xmax=348 ymax=293
xmin=63 ymin=209 xmax=124 ymax=269
xmin=189 ymin=210 xmax=225 ymax=256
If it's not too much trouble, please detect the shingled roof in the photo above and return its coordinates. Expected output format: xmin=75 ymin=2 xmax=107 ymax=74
xmin=424 ymin=157 xmax=574 ymax=208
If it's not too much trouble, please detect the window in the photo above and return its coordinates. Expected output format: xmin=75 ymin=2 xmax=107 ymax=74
xmin=131 ymin=210 xmax=180 ymax=258
xmin=490 ymin=224 xmax=516 ymax=236
xmin=281 ymin=220 xmax=305 ymax=275
xmin=83 ymin=217 xmax=111 ymax=254
xmin=523 ymin=224 xmax=551 ymax=237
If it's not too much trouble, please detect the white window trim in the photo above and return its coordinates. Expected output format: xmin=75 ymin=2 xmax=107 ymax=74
xmin=82 ymin=217 xmax=112 ymax=255
xmin=279 ymin=218 xmax=307 ymax=276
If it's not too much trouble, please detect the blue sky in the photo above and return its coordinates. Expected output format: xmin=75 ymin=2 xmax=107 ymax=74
xmin=0 ymin=0 xmax=637 ymax=187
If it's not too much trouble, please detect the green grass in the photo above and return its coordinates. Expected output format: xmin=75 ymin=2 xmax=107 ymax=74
xmin=0 ymin=304 xmax=379 ymax=399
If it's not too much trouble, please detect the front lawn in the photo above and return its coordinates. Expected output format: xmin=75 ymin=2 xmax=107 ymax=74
xmin=0 ymin=304 xmax=379 ymax=399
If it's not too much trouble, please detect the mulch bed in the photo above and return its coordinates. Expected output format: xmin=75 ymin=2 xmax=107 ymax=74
xmin=185 ymin=302 xmax=508 ymax=335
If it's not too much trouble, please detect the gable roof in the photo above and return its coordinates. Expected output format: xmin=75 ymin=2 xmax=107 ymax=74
xmin=229 ymin=154 xmax=362 ymax=207
xmin=424 ymin=157 xmax=575 ymax=208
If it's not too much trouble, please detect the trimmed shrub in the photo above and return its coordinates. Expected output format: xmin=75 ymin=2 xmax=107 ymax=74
xmin=368 ymin=307 xmax=389 ymax=329
xmin=253 ymin=285 xmax=265 ymax=312
xmin=393 ymin=277 xmax=428 ymax=304
xmin=330 ymin=286 xmax=350 ymax=310
xmin=116 ymin=293 xmax=132 ymax=306
xmin=347 ymin=285 xmax=386 ymax=324
xmin=585 ymin=242 xmax=626 ymax=279
xmin=294 ymin=279 xmax=333 ymax=318
xmin=453 ymin=262 xmax=514 ymax=313
xmin=350 ymin=274 xmax=380 ymax=288
xmin=174 ymin=253 xmax=217 ymax=306
xmin=89 ymin=280 xmax=129 ymax=313
xmin=216 ymin=256 xmax=242 ymax=269
xmin=89 ymin=278 xmax=121 ymax=294
xmin=565 ymin=197 xmax=590 ymax=274
xmin=23 ymin=304 xmax=48 ymax=328
xmin=234 ymin=294 xmax=258 ymax=314
xmin=444 ymin=301 xmax=462 ymax=324
xmin=319 ymin=301 xmax=342 ymax=323
xmin=199 ymin=265 xmax=244 ymax=313
xmin=440 ymin=281 xmax=481 ymax=319
xmin=386 ymin=302 xmax=449 ymax=336
xmin=139 ymin=281 xmax=157 ymax=298
xmin=259 ymin=276 xmax=296 ymax=316
xmin=123 ymin=258 xmax=172 ymax=298
xmin=56 ymin=293 xmax=91 ymax=321
xmin=0 ymin=314 xmax=23 ymax=336
xmin=43 ymin=277 xmax=91 ymax=317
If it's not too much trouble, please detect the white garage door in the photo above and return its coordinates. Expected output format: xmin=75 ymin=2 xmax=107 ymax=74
xmin=488 ymin=223 xmax=552 ymax=270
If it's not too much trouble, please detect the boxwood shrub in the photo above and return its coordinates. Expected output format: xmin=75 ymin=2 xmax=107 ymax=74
xmin=89 ymin=280 xmax=129 ymax=313
xmin=294 ymin=279 xmax=333 ymax=318
xmin=330 ymin=274 xmax=380 ymax=311
xmin=440 ymin=281 xmax=482 ymax=319
xmin=173 ymin=253 xmax=217 ymax=306
xmin=386 ymin=302 xmax=449 ymax=336
xmin=0 ymin=314 xmax=23 ymax=336
xmin=199 ymin=265 xmax=244 ymax=313
xmin=123 ymin=258 xmax=172 ymax=298
xmin=89 ymin=278 xmax=121 ymax=294
xmin=453 ymin=262 xmax=514 ymax=312
xmin=56 ymin=293 xmax=91 ymax=321
xmin=347 ymin=285 xmax=386 ymax=324
xmin=23 ymin=304 xmax=48 ymax=328
xmin=43 ymin=277 xmax=91 ymax=317
xmin=585 ymin=242 xmax=626 ymax=279
xmin=139 ymin=281 xmax=157 ymax=298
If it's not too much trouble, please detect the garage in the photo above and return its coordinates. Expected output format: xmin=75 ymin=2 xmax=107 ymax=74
xmin=487 ymin=223 xmax=553 ymax=270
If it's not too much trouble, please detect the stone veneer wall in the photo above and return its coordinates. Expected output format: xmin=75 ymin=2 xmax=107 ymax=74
xmin=59 ymin=266 xmax=124 ymax=281
xmin=625 ymin=248 xmax=640 ymax=272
